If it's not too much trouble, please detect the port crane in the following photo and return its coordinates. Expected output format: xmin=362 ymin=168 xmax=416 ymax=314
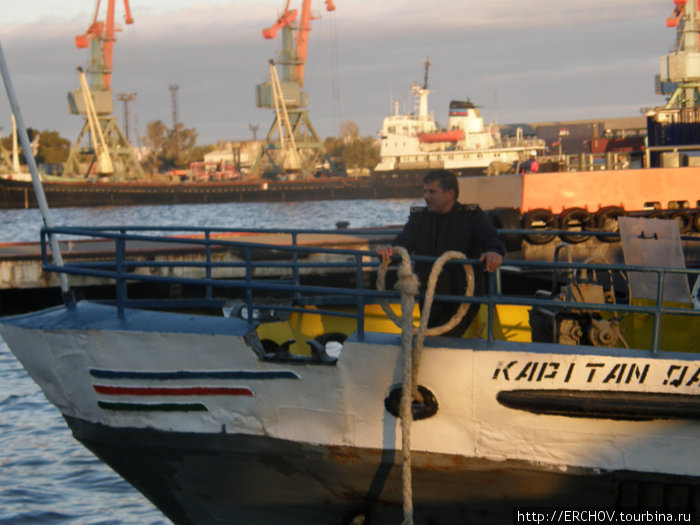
xmin=64 ymin=0 xmax=144 ymax=179
xmin=659 ymin=0 xmax=700 ymax=107
xmin=253 ymin=0 xmax=336 ymax=177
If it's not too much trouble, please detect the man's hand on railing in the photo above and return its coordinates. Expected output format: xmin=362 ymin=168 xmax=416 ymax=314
xmin=377 ymin=245 xmax=394 ymax=262
xmin=479 ymin=251 xmax=503 ymax=273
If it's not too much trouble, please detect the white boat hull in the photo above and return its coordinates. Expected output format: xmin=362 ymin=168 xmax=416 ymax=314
xmin=2 ymin=301 xmax=699 ymax=523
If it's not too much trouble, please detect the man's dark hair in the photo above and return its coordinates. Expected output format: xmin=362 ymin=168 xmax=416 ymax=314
xmin=423 ymin=169 xmax=459 ymax=199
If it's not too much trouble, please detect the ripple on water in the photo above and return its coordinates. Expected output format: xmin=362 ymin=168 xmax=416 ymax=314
xmin=0 ymin=198 xmax=420 ymax=242
xmin=0 ymin=340 xmax=170 ymax=524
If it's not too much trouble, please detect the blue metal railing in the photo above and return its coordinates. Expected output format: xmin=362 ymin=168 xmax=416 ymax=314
xmin=38 ymin=225 xmax=700 ymax=353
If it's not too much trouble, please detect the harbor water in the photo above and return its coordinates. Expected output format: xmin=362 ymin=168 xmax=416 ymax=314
xmin=0 ymin=198 xmax=420 ymax=524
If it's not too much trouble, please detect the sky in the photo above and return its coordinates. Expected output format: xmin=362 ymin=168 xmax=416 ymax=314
xmin=0 ymin=0 xmax=677 ymax=146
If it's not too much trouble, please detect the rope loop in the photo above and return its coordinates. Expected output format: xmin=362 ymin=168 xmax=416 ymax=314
xmin=377 ymin=248 xmax=475 ymax=337
xmin=376 ymin=248 xmax=475 ymax=525
xmin=421 ymin=251 xmax=474 ymax=337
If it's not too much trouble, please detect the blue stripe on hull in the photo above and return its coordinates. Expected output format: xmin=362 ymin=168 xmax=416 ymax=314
xmin=89 ymin=369 xmax=301 ymax=380
xmin=97 ymin=401 xmax=208 ymax=412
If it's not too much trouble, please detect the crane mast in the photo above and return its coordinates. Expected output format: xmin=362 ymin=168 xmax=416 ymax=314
xmin=75 ymin=0 xmax=134 ymax=95
xmin=254 ymin=0 xmax=336 ymax=177
xmin=64 ymin=0 xmax=144 ymax=180
xmin=658 ymin=0 xmax=700 ymax=107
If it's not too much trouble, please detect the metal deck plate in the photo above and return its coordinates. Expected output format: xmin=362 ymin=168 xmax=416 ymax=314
xmin=619 ymin=217 xmax=690 ymax=303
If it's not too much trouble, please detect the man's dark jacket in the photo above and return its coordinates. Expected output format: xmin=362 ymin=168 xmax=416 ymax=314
xmin=391 ymin=202 xmax=505 ymax=335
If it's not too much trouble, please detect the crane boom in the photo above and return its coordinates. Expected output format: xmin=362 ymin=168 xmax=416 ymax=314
xmin=65 ymin=0 xmax=144 ymax=181
xmin=296 ymin=0 xmax=312 ymax=88
xmin=74 ymin=0 xmax=134 ymax=92
xmin=255 ymin=0 xmax=337 ymax=176
xmin=262 ymin=0 xmax=335 ymax=87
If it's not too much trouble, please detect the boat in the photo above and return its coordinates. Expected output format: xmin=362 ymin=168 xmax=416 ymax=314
xmin=1 ymin=217 xmax=699 ymax=524
xmin=0 ymin=173 xmax=421 ymax=209
xmin=373 ymin=62 xmax=546 ymax=178
xmin=417 ymin=128 xmax=464 ymax=144
xmin=2 ymin=5 xmax=700 ymax=521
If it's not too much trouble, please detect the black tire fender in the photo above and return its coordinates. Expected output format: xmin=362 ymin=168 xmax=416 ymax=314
xmin=671 ymin=211 xmax=693 ymax=234
xmin=693 ymin=212 xmax=700 ymax=233
xmin=522 ymin=208 xmax=557 ymax=245
xmin=558 ymin=207 xmax=592 ymax=244
xmin=595 ymin=206 xmax=626 ymax=243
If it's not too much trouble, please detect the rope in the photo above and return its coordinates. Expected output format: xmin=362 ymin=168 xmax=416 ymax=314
xmin=377 ymin=247 xmax=474 ymax=524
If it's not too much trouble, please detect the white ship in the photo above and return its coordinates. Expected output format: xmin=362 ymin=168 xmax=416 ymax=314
xmin=374 ymin=63 xmax=546 ymax=177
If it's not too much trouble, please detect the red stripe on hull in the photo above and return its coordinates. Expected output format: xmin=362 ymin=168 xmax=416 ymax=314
xmin=93 ymin=385 xmax=254 ymax=396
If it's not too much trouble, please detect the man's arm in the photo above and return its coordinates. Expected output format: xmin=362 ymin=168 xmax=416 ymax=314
xmin=377 ymin=210 xmax=419 ymax=261
xmin=472 ymin=207 xmax=505 ymax=272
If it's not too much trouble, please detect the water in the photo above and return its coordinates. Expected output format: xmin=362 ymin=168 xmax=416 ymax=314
xmin=0 ymin=199 xmax=421 ymax=243
xmin=0 ymin=199 xmax=420 ymax=524
xmin=0 ymin=341 xmax=167 ymax=525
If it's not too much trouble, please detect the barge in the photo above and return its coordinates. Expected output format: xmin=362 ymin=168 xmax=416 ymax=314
xmin=0 ymin=174 xmax=420 ymax=209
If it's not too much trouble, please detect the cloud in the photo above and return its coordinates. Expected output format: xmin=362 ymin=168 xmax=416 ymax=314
xmin=0 ymin=0 xmax=678 ymax=145
xmin=336 ymin=0 xmax=668 ymax=30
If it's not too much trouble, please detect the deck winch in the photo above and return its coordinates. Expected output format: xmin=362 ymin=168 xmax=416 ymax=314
xmin=530 ymin=242 xmax=629 ymax=348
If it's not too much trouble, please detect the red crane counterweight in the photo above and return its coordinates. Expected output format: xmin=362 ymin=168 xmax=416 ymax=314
xmin=255 ymin=0 xmax=337 ymax=176
xmin=263 ymin=9 xmax=297 ymax=40
xmin=73 ymin=0 xmax=134 ymax=92
xmin=262 ymin=0 xmax=336 ymax=87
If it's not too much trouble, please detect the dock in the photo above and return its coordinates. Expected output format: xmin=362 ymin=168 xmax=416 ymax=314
xmin=0 ymin=230 xmax=395 ymax=315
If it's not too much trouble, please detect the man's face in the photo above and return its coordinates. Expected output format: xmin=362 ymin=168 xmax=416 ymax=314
xmin=423 ymin=180 xmax=455 ymax=214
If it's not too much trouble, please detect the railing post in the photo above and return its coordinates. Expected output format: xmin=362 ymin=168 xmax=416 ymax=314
xmin=291 ymin=232 xmax=301 ymax=302
xmin=487 ymin=268 xmax=497 ymax=345
xmin=40 ymin=229 xmax=47 ymax=265
xmin=245 ymin=245 xmax=254 ymax=331
xmin=205 ymin=230 xmax=212 ymax=300
xmin=355 ymin=254 xmax=364 ymax=338
xmin=651 ymin=269 xmax=665 ymax=354
xmin=116 ymin=230 xmax=127 ymax=316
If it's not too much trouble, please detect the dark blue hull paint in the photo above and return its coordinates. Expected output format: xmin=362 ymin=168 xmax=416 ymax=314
xmin=63 ymin=416 xmax=700 ymax=525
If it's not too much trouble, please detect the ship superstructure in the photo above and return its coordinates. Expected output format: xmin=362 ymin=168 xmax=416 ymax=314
xmin=374 ymin=60 xmax=545 ymax=177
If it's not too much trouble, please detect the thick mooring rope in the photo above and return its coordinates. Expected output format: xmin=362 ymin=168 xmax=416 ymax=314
xmin=377 ymin=247 xmax=474 ymax=524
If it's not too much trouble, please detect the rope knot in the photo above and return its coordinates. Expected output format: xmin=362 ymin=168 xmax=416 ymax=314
xmin=395 ymin=264 xmax=420 ymax=296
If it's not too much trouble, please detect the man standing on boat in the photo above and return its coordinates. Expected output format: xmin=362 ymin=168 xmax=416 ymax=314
xmin=377 ymin=169 xmax=505 ymax=336
xmin=520 ymin=153 xmax=540 ymax=173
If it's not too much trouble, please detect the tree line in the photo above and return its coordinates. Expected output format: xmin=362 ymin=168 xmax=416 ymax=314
xmin=1 ymin=120 xmax=379 ymax=176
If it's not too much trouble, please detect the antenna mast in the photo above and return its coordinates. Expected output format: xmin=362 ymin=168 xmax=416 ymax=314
xmin=117 ymin=92 xmax=136 ymax=142
xmin=169 ymin=84 xmax=180 ymax=157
